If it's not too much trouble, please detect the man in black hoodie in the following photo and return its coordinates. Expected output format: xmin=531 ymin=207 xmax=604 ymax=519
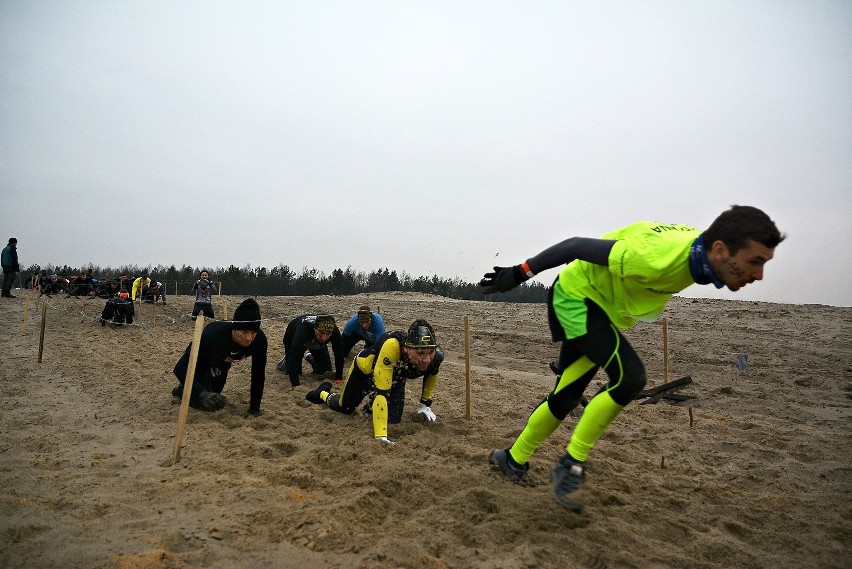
xmin=172 ymin=298 xmax=268 ymax=417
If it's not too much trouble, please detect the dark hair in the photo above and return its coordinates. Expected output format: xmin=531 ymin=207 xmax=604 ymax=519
xmin=703 ymin=205 xmax=786 ymax=254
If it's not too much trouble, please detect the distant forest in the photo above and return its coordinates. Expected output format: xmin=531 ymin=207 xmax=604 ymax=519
xmin=22 ymin=263 xmax=548 ymax=303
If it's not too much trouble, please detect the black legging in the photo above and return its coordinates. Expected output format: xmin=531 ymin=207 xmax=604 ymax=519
xmin=547 ymin=300 xmax=646 ymax=419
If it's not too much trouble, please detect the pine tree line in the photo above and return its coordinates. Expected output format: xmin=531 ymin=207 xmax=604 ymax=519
xmin=22 ymin=263 xmax=548 ymax=303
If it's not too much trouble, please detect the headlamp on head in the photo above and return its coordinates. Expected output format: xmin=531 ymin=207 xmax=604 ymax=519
xmin=405 ymin=320 xmax=437 ymax=349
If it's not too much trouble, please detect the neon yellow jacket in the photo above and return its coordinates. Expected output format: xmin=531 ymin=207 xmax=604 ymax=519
xmin=131 ymin=277 xmax=151 ymax=300
xmin=557 ymin=221 xmax=699 ymax=330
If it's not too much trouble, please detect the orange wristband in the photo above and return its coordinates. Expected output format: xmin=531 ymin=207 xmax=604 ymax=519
xmin=520 ymin=261 xmax=534 ymax=278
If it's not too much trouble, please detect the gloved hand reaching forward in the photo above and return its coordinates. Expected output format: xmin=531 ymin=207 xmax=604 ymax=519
xmin=417 ymin=402 xmax=437 ymax=422
xmin=198 ymin=390 xmax=227 ymax=411
xmin=480 ymin=265 xmax=529 ymax=294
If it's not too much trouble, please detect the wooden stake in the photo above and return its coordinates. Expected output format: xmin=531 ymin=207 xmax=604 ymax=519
xmin=223 ymin=301 xmax=229 ymax=321
xmin=688 ymin=406 xmax=694 ymax=428
xmin=21 ymin=294 xmax=30 ymax=333
xmin=152 ymin=298 xmax=157 ymax=327
xmin=170 ymin=315 xmax=206 ymax=465
xmin=37 ymin=301 xmax=47 ymax=363
xmin=464 ymin=315 xmax=471 ymax=420
xmin=662 ymin=317 xmax=669 ymax=382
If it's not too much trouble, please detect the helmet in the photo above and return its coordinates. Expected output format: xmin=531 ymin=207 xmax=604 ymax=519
xmin=405 ymin=319 xmax=437 ymax=349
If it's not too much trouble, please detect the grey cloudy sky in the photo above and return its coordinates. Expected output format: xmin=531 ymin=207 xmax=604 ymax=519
xmin=2 ymin=1 xmax=850 ymax=306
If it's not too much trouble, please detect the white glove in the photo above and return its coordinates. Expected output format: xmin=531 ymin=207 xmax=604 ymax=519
xmin=376 ymin=436 xmax=395 ymax=446
xmin=417 ymin=402 xmax=437 ymax=422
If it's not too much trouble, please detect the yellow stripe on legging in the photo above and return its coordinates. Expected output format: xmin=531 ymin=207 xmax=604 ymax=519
xmin=509 ymin=356 xmax=596 ymax=465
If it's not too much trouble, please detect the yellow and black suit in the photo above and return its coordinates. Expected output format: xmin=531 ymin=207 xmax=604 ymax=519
xmin=321 ymin=331 xmax=443 ymax=438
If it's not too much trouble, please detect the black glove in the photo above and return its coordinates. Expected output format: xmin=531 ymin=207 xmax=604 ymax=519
xmin=480 ymin=265 xmax=528 ymax=294
xmin=198 ymin=390 xmax=227 ymax=411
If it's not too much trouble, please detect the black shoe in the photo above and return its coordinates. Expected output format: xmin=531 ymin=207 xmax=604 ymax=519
xmin=550 ymin=454 xmax=586 ymax=512
xmin=306 ymin=381 xmax=332 ymax=404
xmin=171 ymin=384 xmax=184 ymax=398
xmin=489 ymin=448 xmax=529 ymax=484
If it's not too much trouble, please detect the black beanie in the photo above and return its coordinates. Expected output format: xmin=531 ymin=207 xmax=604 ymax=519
xmin=233 ymin=298 xmax=261 ymax=331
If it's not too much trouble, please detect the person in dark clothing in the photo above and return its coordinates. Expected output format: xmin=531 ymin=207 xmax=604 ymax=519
xmin=191 ymin=270 xmax=217 ymax=319
xmin=306 ymin=319 xmax=443 ymax=444
xmin=1 ymin=238 xmax=19 ymax=298
xmin=100 ymin=291 xmax=135 ymax=325
xmin=278 ymin=314 xmax=344 ymax=387
xmin=171 ymin=298 xmax=268 ymax=417
xmin=142 ymin=279 xmax=166 ymax=304
xmin=68 ymin=270 xmax=97 ymax=298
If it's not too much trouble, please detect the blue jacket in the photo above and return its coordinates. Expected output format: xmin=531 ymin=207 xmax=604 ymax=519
xmin=342 ymin=312 xmax=385 ymax=345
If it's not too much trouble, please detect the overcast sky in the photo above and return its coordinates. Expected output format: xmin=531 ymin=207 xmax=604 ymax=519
xmin=2 ymin=1 xmax=850 ymax=306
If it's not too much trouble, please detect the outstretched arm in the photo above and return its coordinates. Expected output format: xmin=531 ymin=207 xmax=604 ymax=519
xmin=480 ymin=237 xmax=617 ymax=294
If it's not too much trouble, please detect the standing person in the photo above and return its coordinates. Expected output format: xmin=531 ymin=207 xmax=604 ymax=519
xmin=279 ymin=314 xmax=344 ymax=387
xmin=191 ymin=270 xmax=217 ymax=320
xmin=305 ymin=319 xmax=443 ymax=444
xmin=1 ymin=238 xmax=19 ymax=298
xmin=171 ymin=298 xmax=268 ymax=417
xmin=480 ymin=205 xmax=785 ymax=512
xmin=340 ymin=305 xmax=386 ymax=358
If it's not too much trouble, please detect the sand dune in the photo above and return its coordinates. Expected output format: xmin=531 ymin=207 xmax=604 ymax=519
xmin=0 ymin=291 xmax=849 ymax=568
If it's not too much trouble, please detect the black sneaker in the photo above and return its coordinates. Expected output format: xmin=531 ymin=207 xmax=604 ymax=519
xmin=306 ymin=381 xmax=332 ymax=404
xmin=489 ymin=448 xmax=529 ymax=484
xmin=550 ymin=454 xmax=586 ymax=512
xmin=171 ymin=384 xmax=183 ymax=398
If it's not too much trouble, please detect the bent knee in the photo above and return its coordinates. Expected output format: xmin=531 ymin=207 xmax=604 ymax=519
xmin=612 ymin=366 xmax=646 ymax=405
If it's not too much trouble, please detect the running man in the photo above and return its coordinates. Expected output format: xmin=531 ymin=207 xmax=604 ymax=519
xmin=480 ymin=205 xmax=785 ymax=512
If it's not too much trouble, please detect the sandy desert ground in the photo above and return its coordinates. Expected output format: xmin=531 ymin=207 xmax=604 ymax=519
xmin=0 ymin=290 xmax=850 ymax=569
